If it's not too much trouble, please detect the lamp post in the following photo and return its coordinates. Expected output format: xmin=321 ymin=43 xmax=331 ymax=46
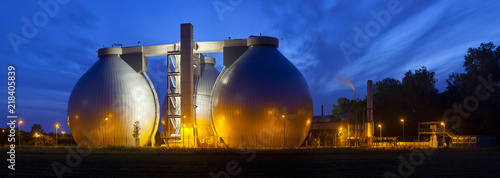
xmin=339 ymin=127 xmax=343 ymax=147
xmin=62 ymin=131 xmax=65 ymax=138
xmin=378 ymin=124 xmax=382 ymax=137
xmin=193 ymin=125 xmax=197 ymax=147
xmin=182 ymin=115 xmax=186 ymax=147
xmin=55 ymin=124 xmax=59 ymax=145
xmin=183 ymin=125 xmax=186 ymax=147
xmin=18 ymin=120 xmax=23 ymax=146
xmin=400 ymin=119 xmax=405 ymax=147
xmin=105 ymin=117 xmax=108 ymax=146
xmin=282 ymin=114 xmax=286 ymax=148
xmin=441 ymin=122 xmax=445 ymax=146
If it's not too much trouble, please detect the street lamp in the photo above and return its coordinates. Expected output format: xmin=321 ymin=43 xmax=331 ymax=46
xmin=183 ymin=125 xmax=186 ymax=147
xmin=441 ymin=122 xmax=446 ymax=146
xmin=105 ymin=118 xmax=108 ymax=146
xmin=55 ymin=124 xmax=59 ymax=145
xmin=400 ymin=119 xmax=405 ymax=146
xmin=338 ymin=127 xmax=343 ymax=147
xmin=282 ymin=114 xmax=286 ymax=148
xmin=193 ymin=125 xmax=197 ymax=147
xmin=18 ymin=120 xmax=23 ymax=146
xmin=378 ymin=124 xmax=382 ymax=137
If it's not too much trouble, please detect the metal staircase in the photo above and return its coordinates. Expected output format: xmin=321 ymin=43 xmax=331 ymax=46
xmin=166 ymin=51 xmax=182 ymax=145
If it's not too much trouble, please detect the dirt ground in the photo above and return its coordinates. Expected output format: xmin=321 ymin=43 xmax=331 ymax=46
xmin=2 ymin=147 xmax=500 ymax=177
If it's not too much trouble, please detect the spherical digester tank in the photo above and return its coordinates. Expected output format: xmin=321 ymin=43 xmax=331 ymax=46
xmin=67 ymin=47 xmax=157 ymax=147
xmin=194 ymin=56 xmax=220 ymax=143
xmin=212 ymin=36 xmax=313 ymax=148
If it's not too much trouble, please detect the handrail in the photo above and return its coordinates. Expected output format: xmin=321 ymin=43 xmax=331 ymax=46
xmin=143 ymin=73 xmax=160 ymax=146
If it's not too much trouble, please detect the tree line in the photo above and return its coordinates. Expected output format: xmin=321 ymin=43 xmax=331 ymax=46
xmin=332 ymin=42 xmax=500 ymax=143
xmin=1 ymin=124 xmax=75 ymax=146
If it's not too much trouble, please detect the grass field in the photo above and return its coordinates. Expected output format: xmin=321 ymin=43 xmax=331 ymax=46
xmin=1 ymin=146 xmax=500 ymax=177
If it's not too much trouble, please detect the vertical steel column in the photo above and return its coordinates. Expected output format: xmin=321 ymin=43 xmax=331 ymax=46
xmin=180 ymin=23 xmax=194 ymax=127
xmin=180 ymin=23 xmax=194 ymax=147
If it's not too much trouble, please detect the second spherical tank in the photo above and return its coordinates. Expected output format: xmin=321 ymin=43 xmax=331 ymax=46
xmin=194 ymin=57 xmax=220 ymax=142
xmin=160 ymin=56 xmax=220 ymax=144
xmin=212 ymin=36 xmax=313 ymax=148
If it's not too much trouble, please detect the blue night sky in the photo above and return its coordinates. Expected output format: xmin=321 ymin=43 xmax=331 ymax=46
xmin=1 ymin=0 xmax=500 ymax=133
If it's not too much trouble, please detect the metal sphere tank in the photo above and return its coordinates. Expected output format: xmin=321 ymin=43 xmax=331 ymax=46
xmin=67 ymin=47 xmax=157 ymax=147
xmin=212 ymin=36 xmax=313 ymax=148
xmin=194 ymin=56 xmax=220 ymax=142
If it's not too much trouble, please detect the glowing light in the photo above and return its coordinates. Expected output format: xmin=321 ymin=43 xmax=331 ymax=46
xmin=183 ymin=125 xmax=186 ymax=128
xmin=194 ymin=125 xmax=197 ymax=128
xmin=105 ymin=117 xmax=108 ymax=121
xmin=61 ymin=131 xmax=65 ymax=134
xmin=339 ymin=127 xmax=342 ymax=131
xmin=162 ymin=120 xmax=165 ymax=124
xmin=75 ymin=115 xmax=79 ymax=119
xmin=2 ymin=129 xmax=4 ymax=133
xmin=55 ymin=124 xmax=59 ymax=128
xmin=441 ymin=122 xmax=444 ymax=126
xmin=378 ymin=124 xmax=381 ymax=128
xmin=282 ymin=115 xmax=285 ymax=118
xmin=400 ymin=119 xmax=404 ymax=122
xmin=19 ymin=120 xmax=23 ymax=124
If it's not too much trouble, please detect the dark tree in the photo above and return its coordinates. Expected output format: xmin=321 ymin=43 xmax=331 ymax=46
xmin=348 ymin=98 xmax=367 ymax=122
xmin=373 ymin=78 xmax=406 ymax=137
xmin=463 ymin=42 xmax=500 ymax=77
xmin=332 ymin=97 xmax=352 ymax=118
xmin=402 ymin=66 xmax=439 ymax=121
xmin=451 ymin=42 xmax=500 ymax=140
xmin=445 ymin=73 xmax=465 ymax=100
xmin=30 ymin=124 xmax=44 ymax=135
